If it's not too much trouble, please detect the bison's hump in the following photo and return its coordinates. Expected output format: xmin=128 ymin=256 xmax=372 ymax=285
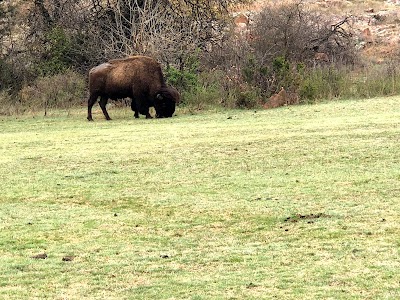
xmin=89 ymin=63 xmax=113 ymax=74
xmin=110 ymin=55 xmax=154 ymax=64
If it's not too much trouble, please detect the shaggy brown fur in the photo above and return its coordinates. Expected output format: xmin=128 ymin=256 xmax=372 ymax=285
xmin=87 ymin=56 xmax=180 ymax=121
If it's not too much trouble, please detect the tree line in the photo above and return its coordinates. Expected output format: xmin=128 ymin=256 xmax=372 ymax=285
xmin=1 ymin=0 xmax=244 ymax=81
xmin=1 ymin=0 xmax=399 ymax=114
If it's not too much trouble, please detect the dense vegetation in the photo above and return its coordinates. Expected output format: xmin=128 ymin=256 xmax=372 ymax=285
xmin=1 ymin=0 xmax=400 ymax=115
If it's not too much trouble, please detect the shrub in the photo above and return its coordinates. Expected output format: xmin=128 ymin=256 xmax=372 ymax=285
xmin=0 ymin=89 xmax=18 ymax=116
xmin=298 ymin=66 xmax=347 ymax=102
xmin=273 ymin=56 xmax=290 ymax=74
xmin=250 ymin=1 xmax=356 ymax=66
xmin=19 ymin=70 xmax=86 ymax=114
xmin=299 ymin=77 xmax=318 ymax=102
xmin=165 ymin=66 xmax=198 ymax=91
xmin=35 ymin=27 xmax=75 ymax=76
xmin=0 ymin=59 xmax=15 ymax=91
xmin=235 ymin=88 xmax=261 ymax=109
xmin=352 ymin=62 xmax=400 ymax=98
xmin=178 ymin=70 xmax=223 ymax=109
xmin=175 ymin=69 xmax=262 ymax=111
xmin=202 ymin=0 xmax=360 ymax=106
xmin=181 ymin=84 xmax=222 ymax=110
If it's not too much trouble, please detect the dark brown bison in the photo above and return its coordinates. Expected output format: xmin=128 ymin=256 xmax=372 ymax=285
xmin=87 ymin=56 xmax=180 ymax=121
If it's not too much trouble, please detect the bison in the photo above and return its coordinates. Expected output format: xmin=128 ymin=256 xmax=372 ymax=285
xmin=87 ymin=56 xmax=180 ymax=121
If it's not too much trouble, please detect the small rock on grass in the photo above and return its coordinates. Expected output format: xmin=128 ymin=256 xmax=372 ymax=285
xmin=62 ymin=256 xmax=74 ymax=262
xmin=31 ymin=253 xmax=47 ymax=259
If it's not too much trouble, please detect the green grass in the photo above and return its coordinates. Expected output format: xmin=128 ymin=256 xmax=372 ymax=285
xmin=0 ymin=98 xmax=399 ymax=299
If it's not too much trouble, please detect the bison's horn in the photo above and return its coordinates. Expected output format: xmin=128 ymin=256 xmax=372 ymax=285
xmin=156 ymin=93 xmax=163 ymax=100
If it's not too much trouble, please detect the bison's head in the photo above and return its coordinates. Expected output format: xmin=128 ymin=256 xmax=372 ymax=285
xmin=154 ymin=87 xmax=180 ymax=118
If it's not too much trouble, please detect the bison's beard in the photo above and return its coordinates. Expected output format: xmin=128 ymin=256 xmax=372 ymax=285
xmin=154 ymin=87 xmax=179 ymax=118
xmin=155 ymin=99 xmax=176 ymax=118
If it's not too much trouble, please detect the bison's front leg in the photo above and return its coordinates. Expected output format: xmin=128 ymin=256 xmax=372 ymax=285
xmin=130 ymin=99 xmax=139 ymax=118
xmin=99 ymin=96 xmax=112 ymax=120
xmin=135 ymin=98 xmax=152 ymax=119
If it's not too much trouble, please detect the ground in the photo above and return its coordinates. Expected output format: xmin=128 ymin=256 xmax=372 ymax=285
xmin=0 ymin=97 xmax=399 ymax=299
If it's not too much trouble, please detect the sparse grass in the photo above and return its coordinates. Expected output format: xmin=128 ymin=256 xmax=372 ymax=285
xmin=0 ymin=97 xmax=399 ymax=299
xmin=308 ymin=0 xmax=385 ymax=15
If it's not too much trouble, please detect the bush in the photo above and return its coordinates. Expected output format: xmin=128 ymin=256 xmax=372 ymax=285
xmin=298 ymin=66 xmax=346 ymax=102
xmin=235 ymin=88 xmax=261 ymax=109
xmin=35 ymin=27 xmax=75 ymax=76
xmin=296 ymin=60 xmax=400 ymax=103
xmin=0 ymin=89 xmax=18 ymax=116
xmin=165 ymin=66 xmax=198 ymax=91
xmin=177 ymin=69 xmax=263 ymax=111
xmin=251 ymin=1 xmax=356 ymax=66
xmin=19 ymin=70 xmax=86 ymax=114
xmin=202 ymin=0 xmax=360 ymax=106
xmin=0 ymin=59 xmax=15 ymax=91
xmin=350 ymin=62 xmax=400 ymax=98
xmin=299 ymin=77 xmax=318 ymax=102
xmin=177 ymin=70 xmax=223 ymax=109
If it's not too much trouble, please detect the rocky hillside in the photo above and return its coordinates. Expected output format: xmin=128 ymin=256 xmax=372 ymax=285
xmin=235 ymin=0 xmax=400 ymax=63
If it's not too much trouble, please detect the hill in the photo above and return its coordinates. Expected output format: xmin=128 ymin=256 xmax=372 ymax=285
xmin=236 ymin=0 xmax=400 ymax=63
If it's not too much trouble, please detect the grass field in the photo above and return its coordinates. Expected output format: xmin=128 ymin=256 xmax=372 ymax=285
xmin=0 ymin=97 xmax=399 ymax=299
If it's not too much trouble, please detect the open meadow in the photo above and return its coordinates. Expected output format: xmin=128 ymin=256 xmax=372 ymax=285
xmin=0 ymin=98 xmax=399 ymax=299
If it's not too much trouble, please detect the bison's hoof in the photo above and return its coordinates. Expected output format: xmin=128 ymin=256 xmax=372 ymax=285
xmin=87 ymin=117 xmax=94 ymax=121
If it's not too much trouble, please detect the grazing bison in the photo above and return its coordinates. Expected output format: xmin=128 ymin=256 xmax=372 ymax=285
xmin=87 ymin=56 xmax=180 ymax=121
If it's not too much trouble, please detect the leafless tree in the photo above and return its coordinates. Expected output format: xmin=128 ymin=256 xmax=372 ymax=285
xmin=250 ymin=0 xmax=357 ymax=65
xmin=92 ymin=0 xmax=246 ymax=68
xmin=24 ymin=0 xmax=106 ymax=72
xmin=21 ymin=0 xmax=246 ymax=73
xmin=0 ymin=1 xmax=30 ymax=90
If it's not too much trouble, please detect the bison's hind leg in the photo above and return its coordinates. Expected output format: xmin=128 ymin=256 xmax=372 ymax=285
xmin=87 ymin=94 xmax=98 ymax=121
xmin=99 ymin=96 xmax=112 ymax=120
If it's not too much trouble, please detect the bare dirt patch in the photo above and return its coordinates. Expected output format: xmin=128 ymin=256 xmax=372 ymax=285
xmin=284 ymin=213 xmax=331 ymax=223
